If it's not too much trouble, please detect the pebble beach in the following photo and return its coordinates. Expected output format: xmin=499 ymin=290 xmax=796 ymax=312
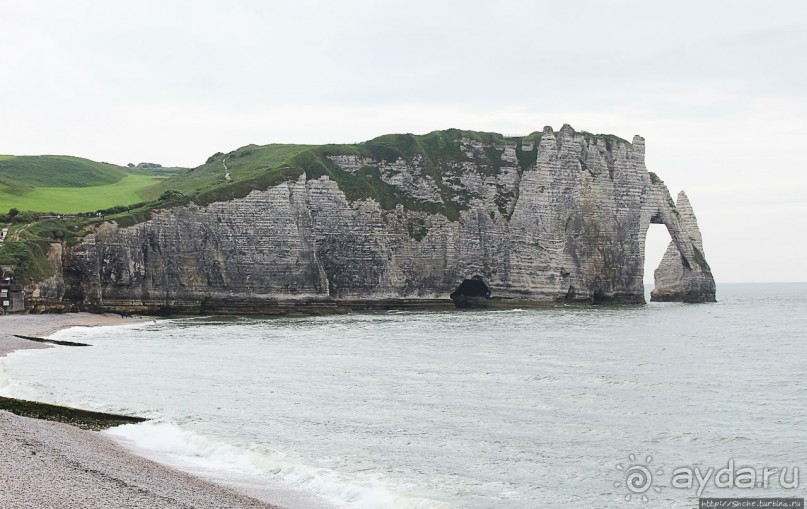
xmin=0 ymin=313 xmax=282 ymax=509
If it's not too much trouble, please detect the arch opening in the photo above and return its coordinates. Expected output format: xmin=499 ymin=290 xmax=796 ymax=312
xmin=644 ymin=223 xmax=674 ymax=299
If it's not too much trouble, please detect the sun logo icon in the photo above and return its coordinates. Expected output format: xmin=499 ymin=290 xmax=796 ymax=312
xmin=615 ymin=454 xmax=664 ymax=503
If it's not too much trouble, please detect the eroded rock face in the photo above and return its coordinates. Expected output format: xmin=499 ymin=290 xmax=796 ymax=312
xmin=651 ymin=192 xmax=717 ymax=303
xmin=28 ymin=126 xmax=716 ymax=313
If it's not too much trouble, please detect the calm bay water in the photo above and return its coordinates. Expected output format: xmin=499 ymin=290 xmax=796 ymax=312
xmin=1 ymin=283 xmax=806 ymax=508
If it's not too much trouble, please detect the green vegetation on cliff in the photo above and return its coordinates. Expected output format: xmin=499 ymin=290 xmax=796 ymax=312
xmin=139 ymin=129 xmax=551 ymax=222
xmin=140 ymin=144 xmax=313 ymax=201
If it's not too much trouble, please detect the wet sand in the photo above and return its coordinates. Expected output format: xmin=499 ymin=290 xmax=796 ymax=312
xmin=0 ymin=313 xmax=283 ymax=509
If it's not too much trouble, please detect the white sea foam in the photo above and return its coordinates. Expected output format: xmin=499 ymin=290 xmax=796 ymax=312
xmin=106 ymin=421 xmax=457 ymax=509
xmin=0 ymin=348 xmax=54 ymax=396
xmin=46 ymin=320 xmax=161 ymax=342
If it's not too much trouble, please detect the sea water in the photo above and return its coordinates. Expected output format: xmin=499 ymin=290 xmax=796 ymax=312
xmin=1 ymin=283 xmax=806 ymax=508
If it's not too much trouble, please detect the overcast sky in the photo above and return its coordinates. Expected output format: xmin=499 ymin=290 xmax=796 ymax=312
xmin=1 ymin=0 xmax=805 ymax=283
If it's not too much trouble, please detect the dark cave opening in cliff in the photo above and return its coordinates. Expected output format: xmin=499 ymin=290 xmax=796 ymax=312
xmin=450 ymin=277 xmax=492 ymax=308
xmin=645 ymin=223 xmax=673 ymax=289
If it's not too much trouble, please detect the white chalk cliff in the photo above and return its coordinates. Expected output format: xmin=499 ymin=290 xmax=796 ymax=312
xmin=28 ymin=126 xmax=716 ymax=313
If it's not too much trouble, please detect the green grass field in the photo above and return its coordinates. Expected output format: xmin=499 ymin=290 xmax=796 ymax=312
xmin=0 ymin=174 xmax=166 ymax=213
xmin=0 ymin=155 xmax=129 ymax=188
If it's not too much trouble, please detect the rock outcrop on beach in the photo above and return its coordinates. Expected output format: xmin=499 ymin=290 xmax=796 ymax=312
xmin=27 ymin=126 xmax=715 ymax=313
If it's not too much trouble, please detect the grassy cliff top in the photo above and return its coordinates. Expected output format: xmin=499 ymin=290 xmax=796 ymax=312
xmin=1 ymin=127 xmax=629 ymax=214
xmin=139 ymin=129 xmax=555 ymax=216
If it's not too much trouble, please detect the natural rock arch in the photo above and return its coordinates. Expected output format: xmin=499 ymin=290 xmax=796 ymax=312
xmin=648 ymin=191 xmax=716 ymax=302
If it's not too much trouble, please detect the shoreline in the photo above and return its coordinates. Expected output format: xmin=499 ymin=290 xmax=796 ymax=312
xmin=0 ymin=312 xmax=286 ymax=509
